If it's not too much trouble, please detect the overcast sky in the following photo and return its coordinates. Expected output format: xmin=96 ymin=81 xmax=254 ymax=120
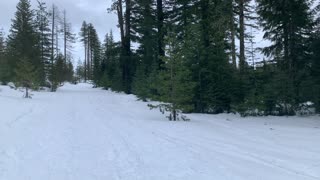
xmin=0 ymin=0 xmax=268 ymax=66
xmin=1 ymin=0 xmax=318 ymax=66
xmin=0 ymin=0 xmax=119 ymax=64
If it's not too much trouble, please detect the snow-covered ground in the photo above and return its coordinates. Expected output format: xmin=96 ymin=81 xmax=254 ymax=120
xmin=0 ymin=83 xmax=320 ymax=180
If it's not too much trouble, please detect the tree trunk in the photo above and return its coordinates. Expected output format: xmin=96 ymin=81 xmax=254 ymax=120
xmin=87 ymin=27 xmax=90 ymax=80
xmin=239 ymin=0 xmax=245 ymax=73
xmin=230 ymin=0 xmax=237 ymax=68
xmin=84 ymin=41 xmax=87 ymax=82
xmin=51 ymin=5 xmax=55 ymax=92
xmin=197 ymin=0 xmax=210 ymax=113
xmin=63 ymin=10 xmax=67 ymax=63
xmin=25 ymin=87 xmax=29 ymax=98
xmin=157 ymin=0 xmax=165 ymax=68
xmin=117 ymin=0 xmax=125 ymax=48
xmin=124 ymin=0 xmax=132 ymax=93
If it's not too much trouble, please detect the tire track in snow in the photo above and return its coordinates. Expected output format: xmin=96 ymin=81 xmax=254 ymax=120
xmin=98 ymin=114 xmax=145 ymax=180
xmin=151 ymin=129 xmax=320 ymax=180
xmin=6 ymin=107 xmax=34 ymax=127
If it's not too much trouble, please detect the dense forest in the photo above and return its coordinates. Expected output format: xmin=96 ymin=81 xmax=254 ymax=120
xmin=0 ymin=0 xmax=319 ymax=119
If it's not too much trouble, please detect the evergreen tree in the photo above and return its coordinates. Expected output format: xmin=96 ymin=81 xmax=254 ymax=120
xmin=109 ymin=0 xmax=133 ymax=93
xmin=35 ymin=0 xmax=52 ymax=84
xmin=75 ymin=59 xmax=85 ymax=82
xmin=52 ymin=53 xmax=65 ymax=86
xmin=80 ymin=21 xmax=89 ymax=81
xmin=0 ymin=29 xmax=9 ymax=83
xmin=6 ymin=0 xmax=41 ymax=83
xmin=311 ymin=19 xmax=320 ymax=112
xmin=131 ymin=0 xmax=158 ymax=99
xmin=150 ymin=33 xmax=195 ymax=121
xmin=256 ymin=0 xmax=315 ymax=113
xmin=101 ymin=31 xmax=123 ymax=91
xmin=88 ymin=25 xmax=102 ymax=85
xmin=15 ymin=57 xmax=38 ymax=98
xmin=64 ymin=59 xmax=74 ymax=82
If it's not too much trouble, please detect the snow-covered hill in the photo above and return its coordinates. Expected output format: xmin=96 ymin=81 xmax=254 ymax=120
xmin=0 ymin=83 xmax=319 ymax=180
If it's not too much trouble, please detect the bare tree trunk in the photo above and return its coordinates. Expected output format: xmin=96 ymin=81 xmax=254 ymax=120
xmin=63 ymin=10 xmax=67 ymax=63
xmin=56 ymin=25 xmax=59 ymax=57
xmin=51 ymin=4 xmax=55 ymax=92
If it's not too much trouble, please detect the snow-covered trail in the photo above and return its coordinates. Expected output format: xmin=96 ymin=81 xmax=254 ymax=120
xmin=0 ymin=83 xmax=320 ymax=180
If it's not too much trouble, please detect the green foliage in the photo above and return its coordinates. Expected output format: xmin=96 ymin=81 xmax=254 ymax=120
xmin=255 ymin=0 xmax=316 ymax=115
xmin=100 ymin=71 xmax=111 ymax=89
xmin=35 ymin=0 xmax=51 ymax=85
xmin=311 ymin=30 xmax=320 ymax=112
xmin=0 ymin=56 xmax=10 ymax=84
xmin=14 ymin=57 xmax=38 ymax=98
xmin=150 ymin=33 xmax=195 ymax=120
xmin=110 ymin=66 xmax=124 ymax=92
xmin=0 ymin=30 xmax=10 ymax=83
xmin=132 ymin=63 xmax=150 ymax=101
xmin=98 ymin=31 xmax=125 ymax=92
xmin=75 ymin=60 xmax=85 ymax=82
xmin=103 ymin=0 xmax=320 ymax=118
xmin=48 ymin=54 xmax=75 ymax=90
xmin=89 ymin=26 xmax=102 ymax=85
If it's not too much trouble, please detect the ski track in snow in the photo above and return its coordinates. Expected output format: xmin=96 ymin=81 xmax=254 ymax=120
xmin=0 ymin=83 xmax=320 ymax=180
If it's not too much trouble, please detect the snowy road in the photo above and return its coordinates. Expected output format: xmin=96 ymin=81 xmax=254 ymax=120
xmin=1 ymin=83 xmax=320 ymax=180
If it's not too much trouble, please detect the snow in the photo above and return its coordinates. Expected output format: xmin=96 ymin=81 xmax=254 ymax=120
xmin=0 ymin=83 xmax=320 ymax=180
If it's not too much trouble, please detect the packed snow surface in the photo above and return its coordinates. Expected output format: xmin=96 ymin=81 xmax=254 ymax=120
xmin=0 ymin=83 xmax=320 ymax=180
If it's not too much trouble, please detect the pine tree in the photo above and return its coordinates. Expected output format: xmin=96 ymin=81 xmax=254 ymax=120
xmin=75 ymin=59 xmax=85 ymax=82
xmin=88 ymin=25 xmax=102 ymax=85
xmin=80 ymin=21 xmax=88 ymax=82
xmin=311 ymin=17 xmax=320 ymax=112
xmin=6 ymin=0 xmax=41 ymax=83
xmin=131 ymin=0 xmax=159 ymax=99
xmin=55 ymin=54 xmax=64 ymax=85
xmin=101 ymin=30 xmax=123 ymax=91
xmin=150 ymin=32 xmax=195 ymax=121
xmin=64 ymin=59 xmax=74 ymax=82
xmin=0 ymin=29 xmax=9 ymax=83
xmin=109 ymin=0 xmax=133 ymax=93
xmin=35 ymin=0 xmax=52 ymax=85
xmin=15 ymin=57 xmax=38 ymax=98
xmin=256 ymin=0 xmax=315 ymax=113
